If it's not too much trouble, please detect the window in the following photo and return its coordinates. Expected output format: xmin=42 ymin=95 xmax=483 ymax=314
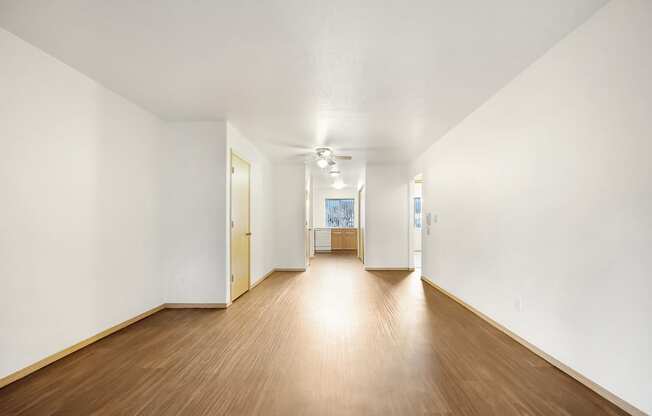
xmin=414 ymin=197 xmax=422 ymax=229
xmin=325 ymin=198 xmax=354 ymax=228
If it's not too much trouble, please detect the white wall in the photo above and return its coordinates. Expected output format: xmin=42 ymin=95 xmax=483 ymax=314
xmin=162 ymin=122 xmax=227 ymax=304
xmin=364 ymin=164 xmax=409 ymax=269
xmin=0 ymin=27 xmax=296 ymax=382
xmin=0 ymin=28 xmax=165 ymax=378
xmin=164 ymin=122 xmax=281 ymax=303
xmin=226 ymin=124 xmax=275 ymax=293
xmin=273 ymin=165 xmax=307 ymax=269
xmin=313 ymin=188 xmax=358 ymax=228
xmin=414 ymin=1 xmax=652 ymax=413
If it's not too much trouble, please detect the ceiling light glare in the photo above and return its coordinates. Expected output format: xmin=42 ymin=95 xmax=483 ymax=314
xmin=317 ymin=158 xmax=328 ymax=168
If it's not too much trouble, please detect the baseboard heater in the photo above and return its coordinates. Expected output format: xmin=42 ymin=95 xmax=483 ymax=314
xmin=314 ymin=228 xmax=331 ymax=252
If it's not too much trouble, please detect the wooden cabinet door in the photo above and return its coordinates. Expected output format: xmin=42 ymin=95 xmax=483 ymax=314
xmin=341 ymin=230 xmax=350 ymax=249
xmin=331 ymin=229 xmax=358 ymax=250
xmin=331 ymin=229 xmax=342 ymax=249
xmin=345 ymin=229 xmax=357 ymax=249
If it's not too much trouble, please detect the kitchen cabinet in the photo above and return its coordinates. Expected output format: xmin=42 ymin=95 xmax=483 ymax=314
xmin=331 ymin=228 xmax=357 ymax=250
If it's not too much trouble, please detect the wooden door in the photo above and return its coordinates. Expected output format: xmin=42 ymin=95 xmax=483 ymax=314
xmin=230 ymin=153 xmax=251 ymax=301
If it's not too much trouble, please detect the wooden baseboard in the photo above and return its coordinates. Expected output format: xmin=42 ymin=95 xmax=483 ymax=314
xmin=0 ymin=300 xmax=239 ymax=389
xmin=365 ymin=267 xmax=414 ymax=271
xmin=250 ymin=269 xmax=275 ymax=289
xmin=164 ymin=303 xmax=229 ymax=309
xmin=0 ymin=304 xmax=165 ymax=389
xmin=420 ymin=276 xmax=645 ymax=416
xmin=250 ymin=267 xmax=307 ymax=289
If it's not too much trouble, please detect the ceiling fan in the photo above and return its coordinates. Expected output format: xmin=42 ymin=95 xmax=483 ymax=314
xmin=314 ymin=147 xmax=352 ymax=161
xmin=312 ymin=147 xmax=352 ymax=178
xmin=314 ymin=147 xmax=352 ymax=166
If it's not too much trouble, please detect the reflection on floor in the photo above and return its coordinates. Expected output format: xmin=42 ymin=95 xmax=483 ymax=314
xmin=0 ymin=254 xmax=627 ymax=415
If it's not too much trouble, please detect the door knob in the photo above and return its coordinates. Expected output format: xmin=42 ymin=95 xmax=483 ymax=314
xmin=245 ymin=232 xmax=252 ymax=236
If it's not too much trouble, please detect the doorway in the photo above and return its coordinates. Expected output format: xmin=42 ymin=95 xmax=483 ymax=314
xmin=305 ymin=189 xmax=311 ymax=267
xmin=230 ymin=152 xmax=251 ymax=302
xmin=358 ymin=185 xmax=365 ymax=264
xmin=411 ymin=174 xmax=423 ymax=270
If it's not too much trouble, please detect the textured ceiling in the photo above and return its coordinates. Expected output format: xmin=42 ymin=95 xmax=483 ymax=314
xmin=0 ymin=0 xmax=607 ymax=163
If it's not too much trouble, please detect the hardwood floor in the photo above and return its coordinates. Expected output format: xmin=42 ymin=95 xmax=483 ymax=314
xmin=0 ymin=254 xmax=628 ymax=415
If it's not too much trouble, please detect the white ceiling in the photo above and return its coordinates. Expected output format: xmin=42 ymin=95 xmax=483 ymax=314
xmin=310 ymin=160 xmax=365 ymax=191
xmin=0 ymin=0 xmax=607 ymax=163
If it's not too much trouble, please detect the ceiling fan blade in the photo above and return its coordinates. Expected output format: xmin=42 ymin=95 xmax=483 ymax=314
xmin=333 ymin=155 xmax=353 ymax=160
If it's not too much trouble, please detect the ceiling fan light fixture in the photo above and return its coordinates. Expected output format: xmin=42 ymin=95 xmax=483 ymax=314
xmin=316 ymin=158 xmax=328 ymax=168
xmin=315 ymin=147 xmax=332 ymax=158
xmin=332 ymin=181 xmax=346 ymax=190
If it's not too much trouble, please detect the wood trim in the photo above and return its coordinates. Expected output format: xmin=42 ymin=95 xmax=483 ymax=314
xmin=0 ymin=304 xmax=165 ymax=389
xmin=164 ymin=303 xmax=229 ymax=309
xmin=356 ymin=185 xmax=364 ymax=263
xmin=420 ymin=276 xmax=646 ymax=416
xmin=251 ymin=268 xmax=305 ymax=289
xmin=0 ymin=302 xmax=242 ymax=389
xmin=365 ymin=267 xmax=414 ymax=271
xmin=250 ymin=269 xmax=275 ymax=289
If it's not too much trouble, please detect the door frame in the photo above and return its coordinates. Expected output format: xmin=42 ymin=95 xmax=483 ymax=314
xmin=358 ymin=185 xmax=364 ymax=263
xmin=305 ymin=189 xmax=311 ymax=267
xmin=230 ymin=150 xmax=251 ymax=302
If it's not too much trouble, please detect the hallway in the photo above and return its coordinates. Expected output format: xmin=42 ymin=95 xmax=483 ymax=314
xmin=0 ymin=254 xmax=626 ymax=415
